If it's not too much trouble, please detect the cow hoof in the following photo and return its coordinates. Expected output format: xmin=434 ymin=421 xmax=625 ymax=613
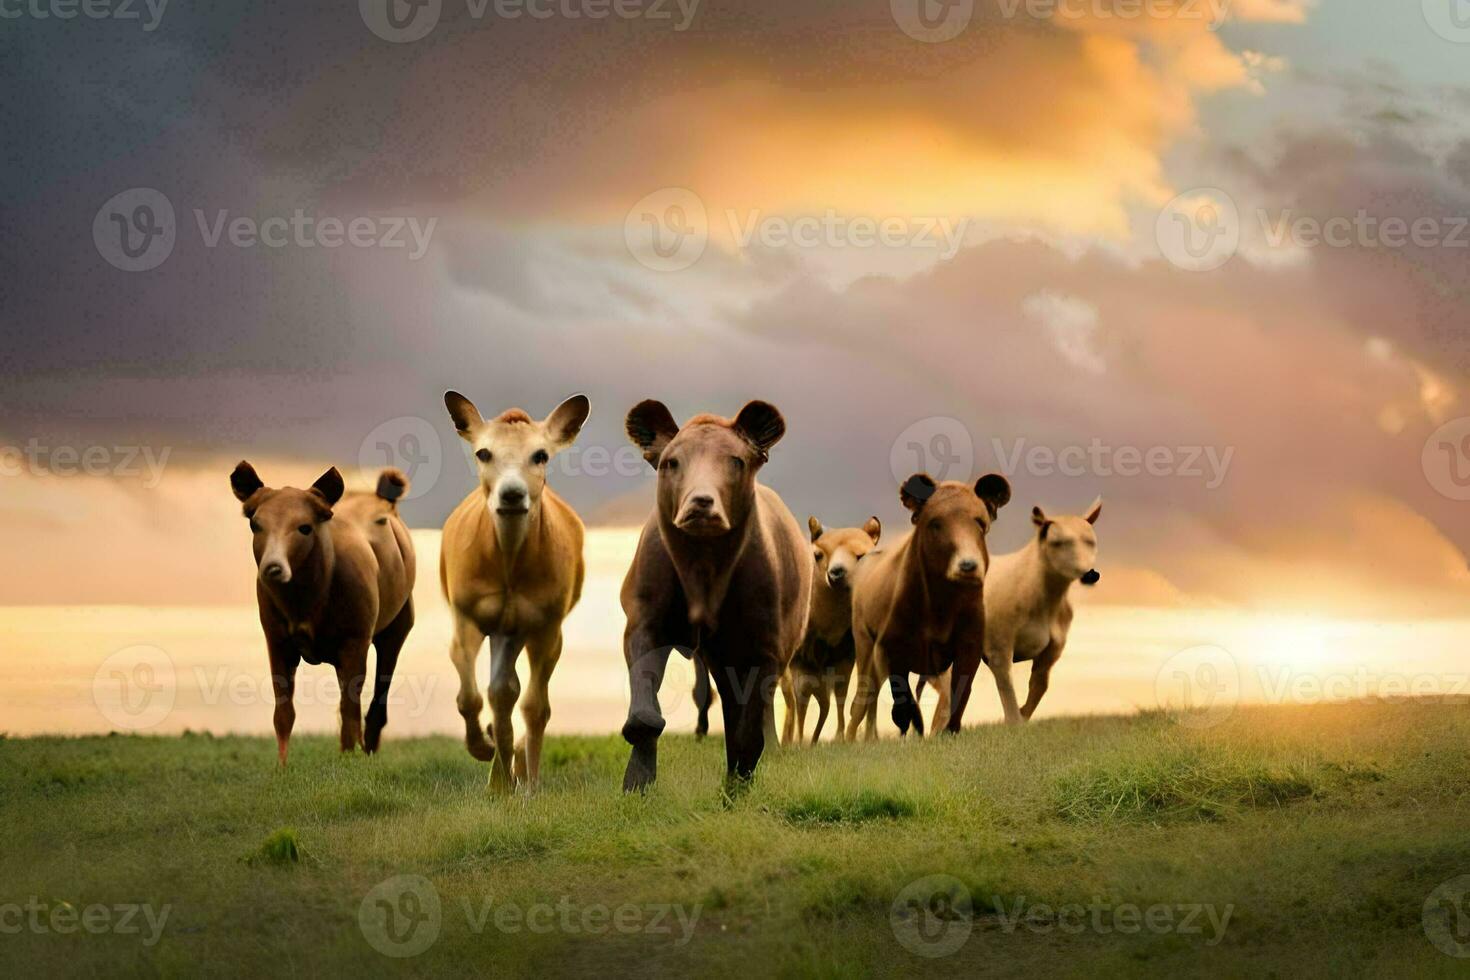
xmin=621 ymin=710 xmax=665 ymax=747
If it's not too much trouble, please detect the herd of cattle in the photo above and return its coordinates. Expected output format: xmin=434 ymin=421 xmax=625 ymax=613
xmin=230 ymin=393 xmax=1101 ymax=790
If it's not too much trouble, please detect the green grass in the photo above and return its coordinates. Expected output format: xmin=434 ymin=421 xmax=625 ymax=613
xmin=2 ymin=701 xmax=1470 ymax=978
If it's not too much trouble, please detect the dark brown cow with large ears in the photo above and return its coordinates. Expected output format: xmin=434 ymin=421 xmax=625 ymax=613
xmin=230 ymin=464 xmax=416 ymax=765
xmin=846 ymin=472 xmax=1011 ymax=740
xmin=619 ymin=400 xmax=812 ymax=791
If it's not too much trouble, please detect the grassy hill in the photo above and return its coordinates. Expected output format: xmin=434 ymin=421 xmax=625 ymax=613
xmin=3 ymin=701 xmax=1469 ymax=978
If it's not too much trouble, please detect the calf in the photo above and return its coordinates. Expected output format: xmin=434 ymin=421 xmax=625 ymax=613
xmin=441 ymin=391 xmax=589 ymax=791
xmin=781 ymin=516 xmax=881 ymax=745
xmin=230 ymin=464 xmax=416 ymax=764
xmin=620 ymin=400 xmax=812 ymax=790
xmin=845 ymin=473 xmax=1011 ymax=740
xmin=926 ymin=498 xmax=1101 ymax=728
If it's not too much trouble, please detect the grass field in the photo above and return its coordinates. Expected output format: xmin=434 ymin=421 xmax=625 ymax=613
xmin=3 ymin=700 xmax=1470 ymax=978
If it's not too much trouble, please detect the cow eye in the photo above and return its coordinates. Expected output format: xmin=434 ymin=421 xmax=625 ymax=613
xmin=249 ymin=520 xmax=261 ymax=534
xmin=662 ymin=457 xmax=679 ymax=471
xmin=813 ymin=550 xmax=824 ymax=562
xmin=298 ymin=524 xmax=313 ymax=536
xmin=730 ymin=456 xmax=746 ymax=471
xmin=975 ymin=517 xmax=988 ymax=532
xmin=375 ymin=517 xmax=388 ymax=526
xmin=476 ymin=449 xmax=492 ymax=463
xmin=531 ymin=449 xmax=549 ymax=466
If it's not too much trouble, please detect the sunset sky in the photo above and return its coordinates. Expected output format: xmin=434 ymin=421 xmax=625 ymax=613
xmin=3 ymin=1 xmax=1469 ymax=620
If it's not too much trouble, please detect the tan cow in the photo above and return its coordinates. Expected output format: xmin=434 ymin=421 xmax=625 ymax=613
xmin=845 ymin=473 xmax=1012 ymax=740
xmin=440 ymin=391 xmax=589 ymax=791
xmin=230 ymin=464 xmax=416 ymax=765
xmin=619 ymin=400 xmax=812 ymax=790
xmin=780 ymin=516 xmax=881 ymax=745
xmin=925 ymin=498 xmax=1102 ymax=728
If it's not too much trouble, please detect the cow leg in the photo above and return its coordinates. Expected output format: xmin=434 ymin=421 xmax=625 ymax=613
xmin=449 ymin=611 xmax=494 ymax=762
xmin=929 ymin=670 xmax=953 ymax=732
xmin=809 ymin=673 xmax=831 ymax=744
xmin=1020 ymin=640 xmax=1064 ymax=721
xmin=845 ymin=631 xmax=881 ymax=742
xmin=365 ymin=597 xmax=413 ymax=755
xmin=779 ymin=669 xmax=797 ymax=746
xmin=267 ymin=639 xmax=299 ymax=767
xmin=795 ymin=675 xmax=814 ymax=745
xmin=622 ymin=626 xmax=673 ymax=793
xmin=516 ymin=626 xmax=562 ymax=789
xmin=987 ymin=645 xmax=1024 ymax=725
xmin=692 ymin=654 xmax=714 ymax=739
xmin=335 ymin=639 xmax=371 ymax=753
xmin=946 ymin=648 xmax=987 ymax=733
xmin=888 ymin=672 xmax=924 ymax=737
xmin=833 ymin=661 xmax=852 ymax=742
xmin=487 ymin=634 xmax=524 ymax=792
xmin=719 ymin=661 xmax=775 ymax=781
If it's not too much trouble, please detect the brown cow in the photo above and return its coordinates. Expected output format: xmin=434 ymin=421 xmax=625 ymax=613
xmin=619 ymin=400 xmax=812 ymax=790
xmin=780 ymin=516 xmax=881 ymax=745
xmin=230 ymin=464 xmax=416 ymax=765
xmin=440 ymin=391 xmax=589 ymax=792
xmin=845 ymin=473 xmax=1011 ymax=740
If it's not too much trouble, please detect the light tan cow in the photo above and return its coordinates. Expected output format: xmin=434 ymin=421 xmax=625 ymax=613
xmin=780 ymin=516 xmax=880 ymax=745
xmin=925 ymin=498 xmax=1101 ymax=728
xmin=440 ymin=391 xmax=589 ymax=791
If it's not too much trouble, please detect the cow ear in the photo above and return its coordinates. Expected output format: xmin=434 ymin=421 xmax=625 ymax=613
xmin=625 ymin=399 xmax=680 ymax=468
xmin=376 ymin=468 xmax=409 ymax=503
xmin=311 ymin=467 xmax=345 ymax=507
xmin=1084 ymin=496 xmax=1102 ymax=525
xmin=974 ymin=473 xmax=1012 ymax=520
xmin=732 ymin=401 xmax=785 ymax=455
xmin=808 ymin=516 xmax=824 ymax=542
xmin=900 ymin=473 xmax=937 ymax=519
xmin=444 ymin=390 xmax=484 ymax=440
xmin=544 ymin=394 xmax=590 ymax=450
xmin=231 ymin=461 xmax=264 ymax=504
xmin=863 ymin=516 xmax=882 ymax=544
xmin=1032 ymin=505 xmax=1053 ymax=538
